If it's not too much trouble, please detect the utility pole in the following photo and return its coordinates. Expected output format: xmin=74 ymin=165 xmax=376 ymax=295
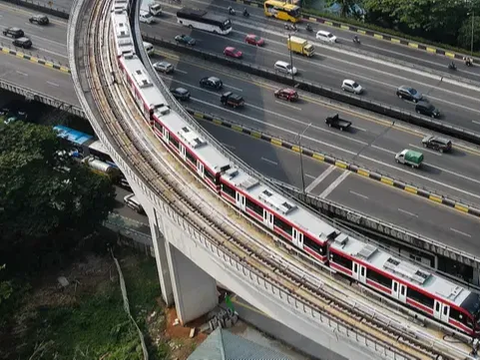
xmin=297 ymin=123 xmax=312 ymax=194
xmin=288 ymin=33 xmax=295 ymax=84
xmin=472 ymin=9 xmax=475 ymax=56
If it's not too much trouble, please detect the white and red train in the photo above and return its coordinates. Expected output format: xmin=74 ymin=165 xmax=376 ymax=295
xmin=110 ymin=3 xmax=480 ymax=338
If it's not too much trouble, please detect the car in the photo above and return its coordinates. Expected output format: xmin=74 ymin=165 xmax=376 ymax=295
xmin=415 ymin=101 xmax=440 ymax=118
xmin=29 ymin=14 xmax=49 ymax=25
xmin=316 ymin=30 xmax=337 ymax=43
xmin=170 ymin=87 xmax=191 ymax=101
xmin=199 ymin=76 xmax=223 ymax=90
xmin=12 ymin=37 xmax=32 ymax=49
xmin=274 ymin=88 xmax=298 ymax=102
xmin=422 ymin=135 xmax=452 ymax=153
xmin=245 ymin=34 xmax=265 ymax=46
xmin=175 ymin=34 xmax=196 ymax=46
xmin=3 ymin=27 xmax=24 ymax=38
xmin=223 ymin=46 xmax=243 ymax=59
xmin=220 ymin=91 xmax=245 ymax=108
xmin=341 ymin=79 xmax=363 ymax=94
xmin=153 ymin=61 xmax=174 ymax=73
xmin=274 ymin=60 xmax=297 ymax=75
xmin=143 ymin=41 xmax=154 ymax=56
xmin=139 ymin=10 xmax=154 ymax=24
xmin=396 ymin=85 xmax=423 ymax=102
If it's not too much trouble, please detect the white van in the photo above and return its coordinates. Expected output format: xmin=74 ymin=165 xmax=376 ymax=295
xmin=316 ymin=30 xmax=337 ymax=43
xmin=143 ymin=41 xmax=154 ymax=56
xmin=274 ymin=60 xmax=297 ymax=75
xmin=124 ymin=194 xmax=144 ymax=214
xmin=139 ymin=10 xmax=154 ymax=24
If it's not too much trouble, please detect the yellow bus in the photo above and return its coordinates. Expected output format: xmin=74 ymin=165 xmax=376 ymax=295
xmin=264 ymin=0 xmax=301 ymax=23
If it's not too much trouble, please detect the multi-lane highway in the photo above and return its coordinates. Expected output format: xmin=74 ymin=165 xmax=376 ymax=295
xmin=151 ymin=47 xmax=480 ymax=206
xmin=141 ymin=2 xmax=480 ymax=134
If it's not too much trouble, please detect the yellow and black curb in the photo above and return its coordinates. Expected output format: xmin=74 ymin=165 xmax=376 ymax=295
xmin=233 ymin=0 xmax=474 ymax=62
xmin=0 ymin=45 xmax=71 ymax=74
xmin=186 ymin=107 xmax=480 ymax=219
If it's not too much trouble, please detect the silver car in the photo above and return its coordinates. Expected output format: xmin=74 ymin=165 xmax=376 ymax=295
xmin=396 ymin=85 xmax=423 ymax=102
xmin=153 ymin=61 xmax=174 ymax=74
xmin=341 ymin=79 xmax=363 ymax=94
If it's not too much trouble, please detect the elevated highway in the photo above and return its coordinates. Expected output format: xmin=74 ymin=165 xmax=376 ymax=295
xmin=68 ymin=0 xmax=480 ymax=357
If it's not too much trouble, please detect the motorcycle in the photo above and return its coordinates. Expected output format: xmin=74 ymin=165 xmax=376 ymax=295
xmin=464 ymin=56 xmax=473 ymax=67
xmin=228 ymin=6 xmax=236 ymax=15
xmin=284 ymin=24 xmax=297 ymax=31
xmin=353 ymin=36 xmax=361 ymax=44
xmin=243 ymin=9 xmax=250 ymax=17
xmin=306 ymin=24 xmax=313 ymax=32
xmin=448 ymin=62 xmax=457 ymax=70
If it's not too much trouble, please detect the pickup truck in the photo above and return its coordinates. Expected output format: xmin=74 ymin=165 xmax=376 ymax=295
xmin=395 ymin=149 xmax=424 ymax=168
xmin=325 ymin=114 xmax=352 ymax=131
xmin=220 ymin=92 xmax=245 ymax=108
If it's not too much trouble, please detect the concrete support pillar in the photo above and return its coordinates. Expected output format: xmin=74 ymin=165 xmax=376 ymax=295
xmin=165 ymin=242 xmax=218 ymax=325
xmin=472 ymin=268 xmax=480 ymax=286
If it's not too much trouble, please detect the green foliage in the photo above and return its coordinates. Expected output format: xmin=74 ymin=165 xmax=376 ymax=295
xmin=0 ymin=265 xmax=12 ymax=306
xmin=458 ymin=16 xmax=480 ymax=51
xmin=0 ymin=122 xmax=116 ymax=247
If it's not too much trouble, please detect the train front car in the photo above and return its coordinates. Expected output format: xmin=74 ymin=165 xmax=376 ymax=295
xmin=459 ymin=292 xmax=480 ymax=337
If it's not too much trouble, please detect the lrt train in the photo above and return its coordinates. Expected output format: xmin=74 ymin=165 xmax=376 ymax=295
xmin=110 ymin=3 xmax=480 ymax=338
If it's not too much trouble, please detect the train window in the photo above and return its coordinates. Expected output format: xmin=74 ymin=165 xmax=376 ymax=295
xmin=443 ymin=306 xmax=448 ymax=316
xmin=204 ymin=168 xmax=216 ymax=183
xmin=304 ymin=235 xmax=323 ymax=254
xmin=361 ymin=266 xmax=365 ymax=277
xmin=221 ymin=182 xmax=235 ymax=198
xmin=273 ymin=216 xmax=292 ymax=235
xmin=407 ymin=288 xmax=434 ymax=308
xmin=154 ymin=121 xmax=162 ymax=132
xmin=185 ymin=149 xmax=196 ymax=166
xmin=366 ymin=268 xmax=392 ymax=288
xmin=330 ymin=252 xmax=352 ymax=270
xmin=170 ymin=135 xmax=179 ymax=149
xmin=246 ymin=197 xmax=263 ymax=216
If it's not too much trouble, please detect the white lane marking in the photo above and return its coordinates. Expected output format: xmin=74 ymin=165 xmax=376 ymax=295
xmin=450 ymin=228 xmax=472 ymax=238
xmin=224 ymin=84 xmax=243 ymax=92
xmin=424 ymin=161 xmax=480 ymax=186
xmin=319 ymin=171 xmax=350 ymax=198
xmin=221 ymin=142 xmax=235 ymax=150
xmin=261 ymin=157 xmax=278 ymax=165
xmin=398 ymin=208 xmax=418 ymax=217
xmin=349 ymin=190 xmax=369 ymax=200
xmin=15 ymin=70 xmax=28 ymax=76
xmin=472 ymin=120 xmax=480 ymax=125
xmin=305 ymin=165 xmax=335 ymax=193
xmin=274 ymin=100 xmax=302 ymax=111
xmin=47 ymin=81 xmax=59 ymax=87
xmin=353 ymin=126 xmax=366 ymax=132
xmin=305 ymin=173 xmax=317 ymax=180
xmin=408 ymin=143 xmax=442 ymax=156
xmin=174 ymin=69 xmax=188 ymax=74
xmin=371 ymin=144 xmax=395 ymax=154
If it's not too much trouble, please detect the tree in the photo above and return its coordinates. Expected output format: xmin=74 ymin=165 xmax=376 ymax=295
xmin=337 ymin=0 xmax=357 ymax=18
xmin=0 ymin=122 xmax=116 ymax=249
xmin=457 ymin=12 xmax=480 ymax=52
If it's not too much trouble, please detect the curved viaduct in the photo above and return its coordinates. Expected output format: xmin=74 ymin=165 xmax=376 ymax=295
xmin=67 ymin=0 xmax=475 ymax=359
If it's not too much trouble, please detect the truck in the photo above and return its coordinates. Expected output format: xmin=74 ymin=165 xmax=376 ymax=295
xmin=149 ymin=2 xmax=162 ymax=16
xmin=220 ymin=92 xmax=245 ymax=108
xmin=394 ymin=149 xmax=424 ymax=169
xmin=325 ymin=114 xmax=352 ymax=131
xmin=287 ymin=36 xmax=315 ymax=57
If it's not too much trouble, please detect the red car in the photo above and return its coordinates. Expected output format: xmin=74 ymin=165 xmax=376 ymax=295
xmin=274 ymin=88 xmax=299 ymax=102
xmin=245 ymin=34 xmax=265 ymax=46
xmin=223 ymin=46 xmax=243 ymax=59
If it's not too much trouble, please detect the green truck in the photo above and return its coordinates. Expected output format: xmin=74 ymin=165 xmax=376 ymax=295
xmin=394 ymin=149 xmax=424 ymax=168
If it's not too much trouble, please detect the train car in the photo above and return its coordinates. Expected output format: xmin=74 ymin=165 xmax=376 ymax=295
xmin=152 ymin=109 xmax=231 ymax=191
xmin=111 ymin=10 xmax=135 ymax=58
xmin=329 ymin=234 xmax=480 ymax=336
xmin=111 ymin=0 xmax=129 ymax=13
xmin=220 ymin=166 xmax=337 ymax=262
xmin=118 ymin=54 xmax=170 ymax=123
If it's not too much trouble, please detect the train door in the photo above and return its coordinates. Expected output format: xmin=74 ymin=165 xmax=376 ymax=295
xmin=197 ymin=161 xmax=204 ymax=178
xmin=434 ymin=300 xmax=450 ymax=322
xmin=235 ymin=192 xmax=246 ymax=211
xmin=162 ymin=127 xmax=169 ymax=143
xmin=392 ymin=281 xmax=407 ymax=303
xmin=179 ymin=144 xmax=186 ymax=161
xmin=292 ymin=228 xmax=304 ymax=248
xmin=263 ymin=210 xmax=274 ymax=230
xmin=352 ymin=262 xmax=366 ymax=283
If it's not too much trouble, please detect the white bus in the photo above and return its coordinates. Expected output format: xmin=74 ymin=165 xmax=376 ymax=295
xmin=176 ymin=7 xmax=232 ymax=35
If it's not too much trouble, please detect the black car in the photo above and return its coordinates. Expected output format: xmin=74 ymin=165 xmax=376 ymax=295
xmin=170 ymin=87 xmax=190 ymax=101
xmin=3 ymin=27 xmax=24 ymax=38
xmin=29 ymin=14 xmax=49 ymax=25
xmin=415 ymin=101 xmax=440 ymax=118
xmin=12 ymin=37 xmax=32 ymax=49
xmin=396 ymin=85 xmax=423 ymax=102
xmin=199 ymin=76 xmax=223 ymax=90
xmin=422 ymin=135 xmax=452 ymax=153
xmin=174 ymin=34 xmax=196 ymax=46
xmin=220 ymin=91 xmax=244 ymax=108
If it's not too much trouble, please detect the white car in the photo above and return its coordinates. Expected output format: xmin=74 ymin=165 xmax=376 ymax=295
xmin=139 ymin=10 xmax=154 ymax=24
xmin=341 ymin=79 xmax=363 ymax=94
xmin=274 ymin=60 xmax=297 ymax=75
xmin=316 ymin=30 xmax=337 ymax=43
xmin=153 ymin=61 xmax=174 ymax=74
xmin=143 ymin=41 xmax=154 ymax=56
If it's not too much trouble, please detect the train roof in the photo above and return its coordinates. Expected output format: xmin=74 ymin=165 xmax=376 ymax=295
xmin=222 ymin=167 xmax=338 ymax=241
xmin=111 ymin=0 xmax=129 ymax=13
xmin=111 ymin=11 xmax=135 ymax=57
xmin=120 ymin=55 xmax=170 ymax=114
xmin=158 ymin=111 xmax=231 ymax=174
xmin=330 ymin=235 xmax=472 ymax=307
